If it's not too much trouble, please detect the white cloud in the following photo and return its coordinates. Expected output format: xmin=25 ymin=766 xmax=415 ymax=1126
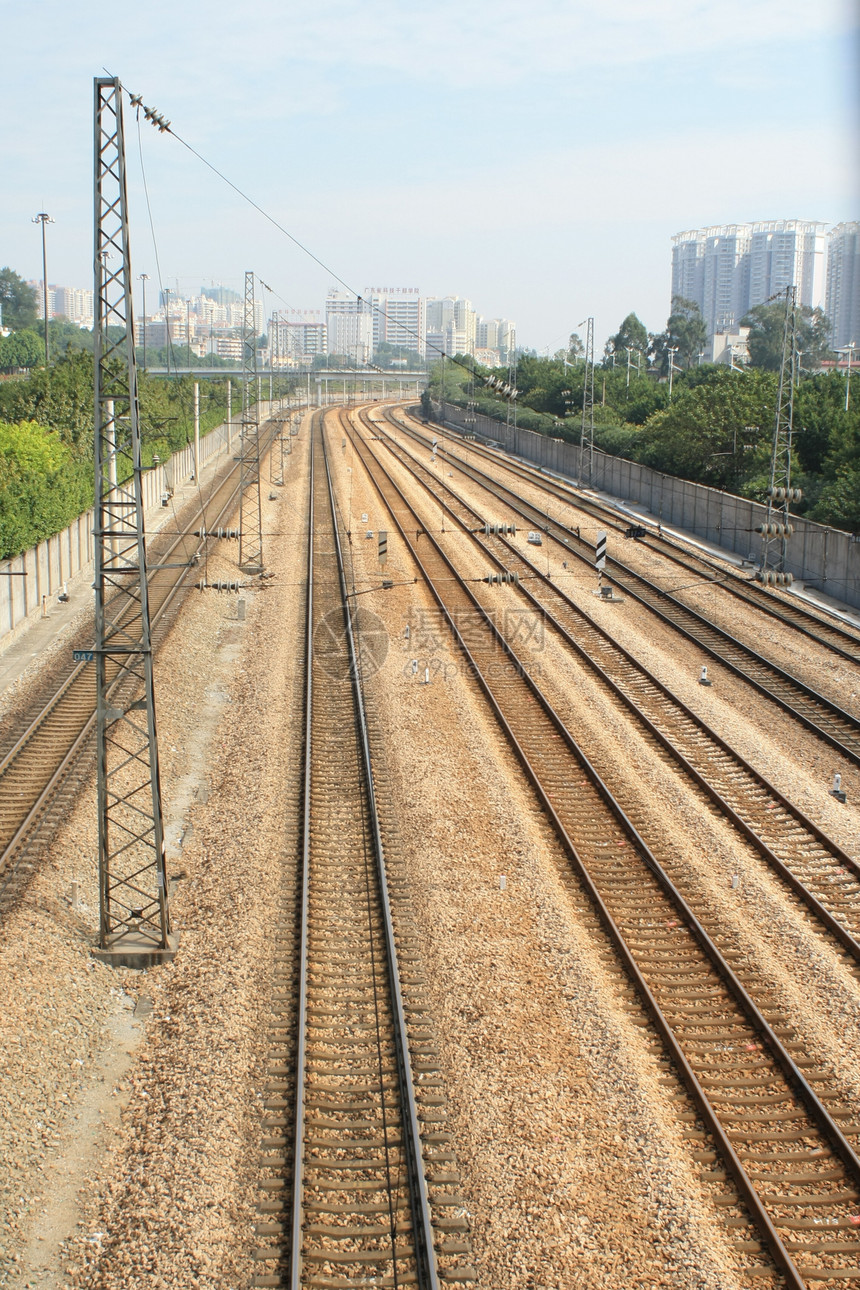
xmin=174 ymin=0 xmax=843 ymax=86
xmin=6 ymin=0 xmax=846 ymax=97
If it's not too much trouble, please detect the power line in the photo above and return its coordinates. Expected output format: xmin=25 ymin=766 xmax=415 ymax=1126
xmin=126 ymin=83 xmax=513 ymax=397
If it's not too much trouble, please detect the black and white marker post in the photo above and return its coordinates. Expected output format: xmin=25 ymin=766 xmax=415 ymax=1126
xmin=595 ymin=529 xmax=607 ymax=591
xmin=592 ymin=530 xmax=622 ymax=602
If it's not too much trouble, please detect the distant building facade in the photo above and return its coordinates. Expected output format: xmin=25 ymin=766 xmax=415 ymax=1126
xmin=365 ymin=287 xmax=425 ymax=358
xmin=671 ymin=220 xmax=826 ymax=336
xmin=825 ymin=222 xmax=860 ymax=351
xmin=708 ymin=326 xmax=751 ymax=366
xmin=287 ymin=321 xmax=327 ymax=364
xmin=325 ymin=291 xmax=373 ymax=364
xmin=29 ymin=281 xmax=94 ymax=329
xmin=270 ymin=316 xmax=327 ymax=366
xmin=425 ymin=297 xmax=476 ymax=358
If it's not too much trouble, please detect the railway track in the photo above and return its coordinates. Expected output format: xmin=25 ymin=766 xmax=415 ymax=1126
xmin=386 ymin=410 xmax=860 ymax=769
xmin=251 ymin=415 xmax=475 ymax=1288
xmin=421 ymin=408 xmax=860 ymax=666
xmin=0 ymin=416 xmax=280 ymax=909
xmin=357 ymin=409 xmax=860 ymax=963
xmin=344 ymin=408 xmax=860 ymax=1287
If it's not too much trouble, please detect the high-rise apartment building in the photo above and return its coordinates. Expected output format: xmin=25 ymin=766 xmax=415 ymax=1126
xmin=364 ymin=287 xmax=425 ymax=357
xmin=703 ymin=226 xmax=751 ymax=336
xmin=475 ymin=318 xmax=498 ymax=349
xmin=671 ymin=221 xmax=826 ymax=336
xmin=325 ymin=291 xmax=373 ymax=364
xmin=825 ymin=222 xmax=860 ymax=351
xmin=747 ymin=222 xmax=825 ymax=311
xmin=28 ymin=281 xmax=95 ymax=328
xmin=270 ymin=316 xmax=327 ymax=365
xmin=425 ymin=296 xmax=477 ymax=357
xmin=475 ymin=317 xmax=516 ymax=363
xmin=425 ymin=324 xmax=463 ymax=359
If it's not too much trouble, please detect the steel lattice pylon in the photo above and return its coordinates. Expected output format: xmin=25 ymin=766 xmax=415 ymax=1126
xmin=579 ymin=317 xmax=595 ymax=487
xmin=93 ymin=77 xmax=173 ymax=960
xmin=759 ymin=285 xmax=800 ymax=586
xmin=239 ymin=270 xmax=264 ymax=572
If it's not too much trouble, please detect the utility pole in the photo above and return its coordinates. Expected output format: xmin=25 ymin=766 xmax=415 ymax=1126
xmin=759 ymin=285 xmax=800 ymax=587
xmin=32 ymin=212 xmax=54 ymax=367
xmin=226 ymin=378 xmax=233 ymax=452
xmin=92 ymin=75 xmax=173 ymax=963
xmin=193 ymin=381 xmax=200 ymax=481
xmin=138 ymin=273 xmax=149 ymax=369
xmin=580 ymin=317 xmax=595 ymax=487
xmin=667 ymin=346 xmax=679 ymax=400
xmin=842 ymin=342 xmax=856 ymax=412
xmin=271 ymin=309 xmax=279 ymax=407
xmin=164 ymin=286 xmax=171 ymax=380
xmin=239 ymin=270 xmax=263 ymax=572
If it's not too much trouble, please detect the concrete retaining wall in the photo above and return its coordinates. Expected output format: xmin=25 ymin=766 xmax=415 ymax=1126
xmin=0 ymin=403 xmax=278 ymax=648
xmin=438 ymin=400 xmax=860 ymax=612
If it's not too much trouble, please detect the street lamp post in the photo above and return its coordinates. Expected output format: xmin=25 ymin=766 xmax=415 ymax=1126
xmin=840 ymin=343 xmax=856 ymax=412
xmin=667 ymin=346 xmax=679 ymax=400
xmin=139 ymin=273 xmax=150 ymax=369
xmin=32 ymin=212 xmax=54 ymax=367
xmin=164 ymin=287 xmax=171 ymax=380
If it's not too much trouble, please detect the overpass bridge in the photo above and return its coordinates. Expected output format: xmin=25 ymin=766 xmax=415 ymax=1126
xmin=145 ymin=365 xmax=426 ymax=396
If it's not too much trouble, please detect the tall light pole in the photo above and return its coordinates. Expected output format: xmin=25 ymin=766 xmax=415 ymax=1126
xmin=840 ymin=343 xmax=856 ymax=412
xmin=139 ymin=273 xmax=149 ymax=369
xmin=32 ymin=212 xmax=54 ymax=366
xmin=164 ymin=286 xmax=171 ymax=379
xmin=667 ymin=346 xmax=679 ymax=400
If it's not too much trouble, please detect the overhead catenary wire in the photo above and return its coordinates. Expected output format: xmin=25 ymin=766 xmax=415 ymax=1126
xmin=126 ymin=83 xmax=512 ymax=398
xmin=135 ymin=112 xmax=286 ymax=579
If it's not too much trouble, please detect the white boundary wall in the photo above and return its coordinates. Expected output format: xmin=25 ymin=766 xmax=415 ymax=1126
xmin=0 ymin=407 xmax=266 ymax=648
xmin=437 ymin=400 xmax=860 ymax=613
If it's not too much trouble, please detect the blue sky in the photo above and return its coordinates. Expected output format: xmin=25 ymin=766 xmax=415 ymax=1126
xmin=2 ymin=0 xmax=857 ymax=350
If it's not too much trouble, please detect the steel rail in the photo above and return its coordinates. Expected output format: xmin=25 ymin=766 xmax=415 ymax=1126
xmin=285 ymin=413 xmax=438 ymax=1288
xmin=322 ymin=421 xmax=438 ymax=1288
xmin=342 ymin=407 xmax=860 ymax=1290
xmin=288 ymin=410 xmax=315 ymax=1288
xmin=363 ymin=408 xmax=860 ymax=962
xmin=389 ymin=411 xmax=860 ymax=767
xmin=422 ymin=407 xmax=860 ymax=664
xmin=0 ymin=417 xmax=281 ymax=891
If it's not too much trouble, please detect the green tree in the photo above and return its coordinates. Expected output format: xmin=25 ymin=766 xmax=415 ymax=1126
xmin=811 ymin=463 xmax=860 ymax=532
xmin=0 ymin=267 xmax=38 ymax=331
xmin=0 ymin=329 xmax=43 ymax=371
xmin=742 ymin=301 xmax=832 ymax=372
xmin=0 ymin=350 xmax=95 ymax=444
xmin=47 ymin=319 xmax=95 ymax=358
xmin=604 ymin=313 xmax=649 ymax=365
xmin=0 ymin=420 xmax=92 ymax=558
xmin=637 ymin=367 xmax=776 ymax=490
xmin=651 ymin=297 xmax=708 ymax=373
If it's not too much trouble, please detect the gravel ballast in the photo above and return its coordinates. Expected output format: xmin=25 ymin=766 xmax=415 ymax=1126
xmin=5 ymin=405 xmax=858 ymax=1288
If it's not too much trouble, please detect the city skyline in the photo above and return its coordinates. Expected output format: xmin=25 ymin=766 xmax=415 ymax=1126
xmin=672 ymin=220 xmax=828 ymax=337
xmin=15 ymin=279 xmax=517 ymax=367
xmin=0 ymin=1 xmax=855 ymax=356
